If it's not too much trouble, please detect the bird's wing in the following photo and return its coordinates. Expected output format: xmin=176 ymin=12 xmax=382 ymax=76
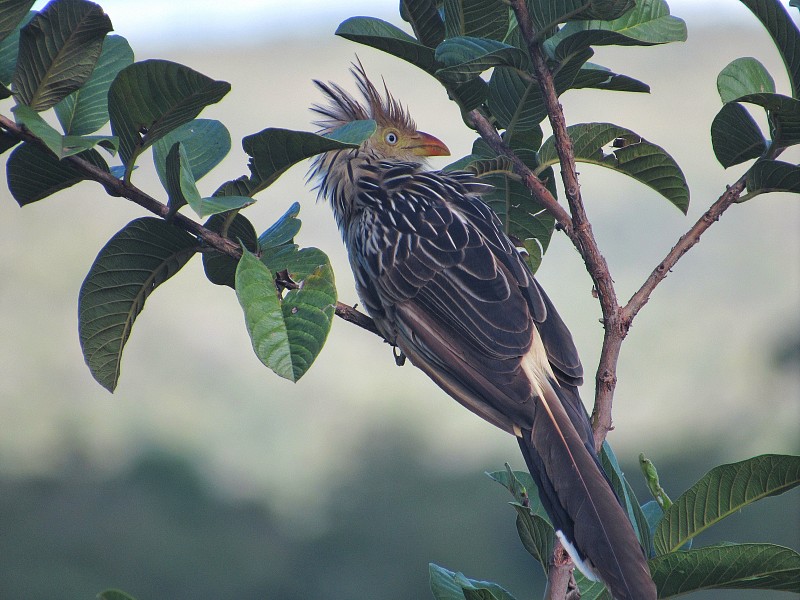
xmin=347 ymin=163 xmax=656 ymax=600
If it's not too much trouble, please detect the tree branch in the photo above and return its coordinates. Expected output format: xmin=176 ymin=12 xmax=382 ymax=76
xmin=0 ymin=113 xmax=379 ymax=338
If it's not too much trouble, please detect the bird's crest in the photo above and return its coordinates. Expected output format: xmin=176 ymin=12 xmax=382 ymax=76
xmin=311 ymin=58 xmax=415 ymax=134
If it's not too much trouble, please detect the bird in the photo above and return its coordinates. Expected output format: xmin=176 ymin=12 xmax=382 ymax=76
xmin=308 ymin=61 xmax=657 ymax=600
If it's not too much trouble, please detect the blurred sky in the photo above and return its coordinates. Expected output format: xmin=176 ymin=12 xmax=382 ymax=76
xmin=30 ymin=0 xmax=799 ymax=48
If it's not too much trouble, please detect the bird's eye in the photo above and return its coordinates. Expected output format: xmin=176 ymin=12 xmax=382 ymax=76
xmin=385 ymin=131 xmax=399 ymax=145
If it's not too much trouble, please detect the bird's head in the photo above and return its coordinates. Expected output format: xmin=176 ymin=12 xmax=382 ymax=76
xmin=311 ymin=60 xmax=450 ymax=161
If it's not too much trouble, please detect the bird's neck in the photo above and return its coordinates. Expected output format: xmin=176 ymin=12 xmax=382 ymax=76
xmin=309 ymin=146 xmax=379 ymax=230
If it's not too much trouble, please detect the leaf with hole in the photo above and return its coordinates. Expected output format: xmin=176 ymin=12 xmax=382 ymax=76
xmin=235 ymin=249 xmax=336 ymax=382
xmin=108 ymin=59 xmax=230 ymax=177
xmin=54 ymin=34 xmax=133 ymax=135
xmin=649 ymin=543 xmax=800 ymax=596
xmin=653 ymin=454 xmax=800 ymax=555
xmin=78 ymin=217 xmax=199 ymax=392
xmin=13 ymin=0 xmax=112 ymax=110
xmin=538 ymin=122 xmax=690 ymax=213
xmin=7 ymin=141 xmax=108 ymax=205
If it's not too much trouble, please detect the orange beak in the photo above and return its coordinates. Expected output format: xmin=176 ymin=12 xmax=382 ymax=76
xmin=409 ymin=131 xmax=450 ymax=157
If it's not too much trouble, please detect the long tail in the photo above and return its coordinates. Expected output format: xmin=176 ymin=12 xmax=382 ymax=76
xmin=517 ymin=379 xmax=656 ymax=600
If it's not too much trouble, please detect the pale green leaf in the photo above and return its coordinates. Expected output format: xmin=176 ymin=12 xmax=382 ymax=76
xmin=717 ymin=57 xmax=775 ymax=103
xmin=78 ymin=217 xmax=199 ymax=392
xmin=13 ymin=0 xmax=112 ymax=110
xmin=153 ymin=118 xmax=231 ymax=187
xmin=54 ymin=34 xmax=133 ymax=135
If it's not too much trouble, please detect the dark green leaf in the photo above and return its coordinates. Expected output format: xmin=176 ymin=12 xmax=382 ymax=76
xmin=449 ymin=76 xmax=489 ymax=113
xmin=400 ymin=0 xmax=445 ymax=47
xmin=235 ymin=249 xmax=336 ymax=382
xmin=711 ymin=102 xmax=767 ymax=168
xmin=108 ymin=59 xmax=230 ymax=177
xmin=488 ymin=48 xmax=591 ymax=132
xmin=442 ymin=0 xmax=509 ymax=41
xmin=6 ymin=142 xmax=107 ymax=205
xmin=0 ymin=129 xmax=19 ymax=154
xmin=163 ymin=142 xmax=196 ymax=216
xmin=242 ymin=127 xmax=359 ymax=195
xmin=650 ymin=543 xmax=800 ymax=596
xmin=486 ymin=465 xmax=548 ymax=518
xmin=153 ymin=119 xmax=231 ymax=187
xmin=746 ymin=159 xmax=800 ymax=196
xmin=549 ymin=0 xmax=687 ymax=61
xmin=538 ymin=122 xmax=690 ymax=213
xmin=429 ymin=564 xmax=519 ymax=600
xmin=435 ymin=37 xmax=528 ymax=84
xmin=0 ymin=9 xmax=33 ymax=84
xmin=78 ymin=217 xmax=199 ymax=392
xmin=581 ymin=0 xmax=635 ymax=20
xmin=571 ymin=63 xmax=649 ymax=93
xmin=512 ymin=504 xmax=555 ymax=571
xmin=736 ymin=92 xmax=800 ymax=147
xmin=527 ymin=0 xmax=589 ymax=33
xmin=0 ymin=0 xmax=34 ymax=43
xmin=336 ymin=16 xmax=438 ymax=73
xmin=738 ymin=0 xmax=800 ymax=97
xmin=654 ymin=454 xmax=800 ymax=555
xmin=717 ymin=57 xmax=775 ymax=103
xmin=13 ymin=0 xmax=112 ymax=110
xmin=202 ymin=213 xmax=257 ymax=288
xmin=54 ymin=35 xmax=133 ymax=135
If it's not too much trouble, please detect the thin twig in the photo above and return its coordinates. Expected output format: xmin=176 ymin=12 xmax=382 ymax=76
xmin=0 ymin=113 xmax=379 ymax=337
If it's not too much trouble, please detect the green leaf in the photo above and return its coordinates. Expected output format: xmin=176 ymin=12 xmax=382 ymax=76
xmin=654 ymin=454 xmax=800 ymax=555
xmin=202 ymin=213 xmax=258 ymax=288
xmin=257 ymin=201 xmax=301 ymax=250
xmin=0 ymin=0 xmax=34 ymax=43
xmin=549 ymin=0 xmax=687 ymax=61
xmin=435 ymin=37 xmax=529 ymax=85
xmin=12 ymin=103 xmax=117 ymax=158
xmin=538 ymin=122 xmax=690 ymax=213
xmin=162 ymin=141 xmax=198 ymax=216
xmin=600 ymin=441 xmax=652 ymax=556
xmin=486 ymin=465 xmax=548 ymax=518
xmin=573 ymin=571 xmax=612 ymax=600
xmin=6 ymin=141 xmax=108 ymax=205
xmin=571 ymin=63 xmax=650 ymax=93
xmin=400 ymin=0 xmax=445 ymax=47
xmin=78 ymin=217 xmax=199 ymax=392
xmin=235 ymin=249 xmax=336 ymax=382
xmin=717 ymin=57 xmax=775 ymax=103
xmin=0 ymin=129 xmax=19 ymax=154
xmin=488 ymin=48 xmax=591 ymax=132
xmin=98 ymin=590 xmax=138 ymax=600
xmin=710 ymin=102 xmax=767 ymax=168
xmin=512 ymin=503 xmax=555 ymax=571
xmin=737 ymin=0 xmax=800 ymax=97
xmin=153 ymin=119 xmax=231 ymax=188
xmin=13 ymin=0 xmax=112 ymax=111
xmin=108 ymin=59 xmax=230 ymax=177
xmin=429 ymin=564 xmax=519 ymax=600
xmin=54 ymin=35 xmax=133 ymax=135
xmin=242 ymin=127 xmax=360 ymax=195
xmin=442 ymin=0 xmax=509 ymax=41
xmin=336 ymin=16 xmax=438 ymax=73
xmin=746 ymin=159 xmax=800 ymax=196
xmin=527 ymin=0 xmax=592 ymax=33
xmin=650 ymin=543 xmax=800 ymax=596
xmin=0 ymin=9 xmax=33 ymax=84
xmin=736 ymin=92 xmax=800 ymax=147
